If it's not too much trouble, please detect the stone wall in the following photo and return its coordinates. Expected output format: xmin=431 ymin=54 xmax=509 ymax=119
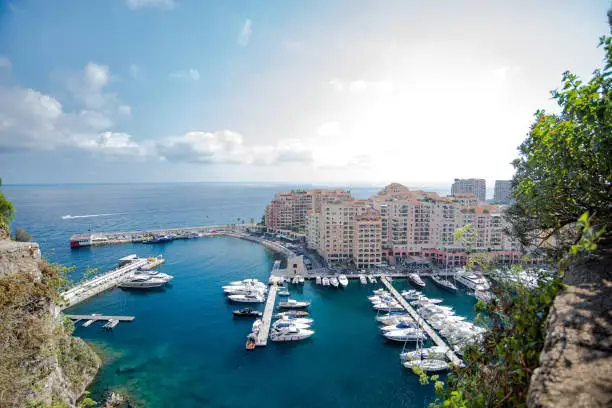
xmin=528 ymin=243 xmax=612 ymax=407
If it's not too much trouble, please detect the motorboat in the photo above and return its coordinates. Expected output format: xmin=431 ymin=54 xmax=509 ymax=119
xmin=227 ymin=293 xmax=266 ymax=303
xmin=316 ymin=276 xmax=322 ymax=285
xmin=298 ymin=276 xmax=305 ymax=284
xmin=380 ymin=317 xmax=415 ymax=327
xmin=322 ymin=277 xmax=330 ymax=286
xmin=272 ymin=320 xmax=311 ymax=330
xmin=119 ymin=275 xmax=170 ymax=289
xmin=455 ymin=270 xmax=491 ymax=290
xmin=376 ymin=312 xmax=411 ymax=323
xmin=338 ymin=275 xmax=349 ymax=287
xmin=277 ymin=299 xmax=311 ymax=309
xmin=368 ymin=275 xmax=377 ymax=283
xmin=408 ymin=273 xmax=426 ymax=287
xmin=430 ymin=275 xmax=458 ymax=292
xmin=403 ymin=359 xmax=449 ymax=372
xmin=232 ymin=308 xmax=262 ymax=318
xmin=252 ymin=319 xmax=262 ymax=333
xmin=383 ymin=328 xmax=427 ymax=342
xmin=380 ymin=321 xmax=415 ymax=332
xmin=359 ymin=275 xmax=367 ymax=285
xmin=229 ymin=279 xmax=265 ymax=286
xmin=275 ymin=316 xmax=314 ymax=325
xmin=245 ymin=333 xmax=256 ymax=350
xmin=400 ymin=346 xmax=449 ymax=361
xmin=292 ymin=277 xmax=299 ymax=284
xmin=373 ymin=288 xmax=387 ymax=295
xmin=330 ymin=277 xmax=339 ymax=287
xmin=401 ymin=289 xmax=422 ymax=300
xmin=224 ymin=286 xmax=266 ymax=295
xmin=474 ymin=288 xmax=493 ymax=302
xmin=142 ymin=234 xmax=173 ymax=244
xmin=270 ymin=325 xmax=314 ymax=342
xmin=274 ymin=311 xmax=309 ymax=319
xmin=278 ymin=289 xmax=290 ymax=296
xmin=372 ymin=303 xmax=404 ymax=312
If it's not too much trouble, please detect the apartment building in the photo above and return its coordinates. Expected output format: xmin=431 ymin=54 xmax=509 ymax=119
xmin=353 ymin=209 xmax=382 ymax=269
xmin=494 ymin=180 xmax=513 ymax=204
xmin=451 ymin=178 xmax=487 ymax=202
xmin=265 ymin=189 xmax=351 ymax=231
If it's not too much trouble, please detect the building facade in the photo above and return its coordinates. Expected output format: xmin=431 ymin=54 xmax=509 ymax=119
xmin=265 ymin=189 xmax=352 ymax=231
xmin=494 ymin=180 xmax=513 ymax=204
xmin=451 ymin=178 xmax=487 ymax=202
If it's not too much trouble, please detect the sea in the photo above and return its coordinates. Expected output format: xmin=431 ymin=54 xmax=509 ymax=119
xmin=4 ymin=183 xmax=478 ymax=408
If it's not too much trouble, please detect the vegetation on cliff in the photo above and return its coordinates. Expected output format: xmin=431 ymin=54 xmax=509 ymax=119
xmin=422 ymin=34 xmax=612 ymax=408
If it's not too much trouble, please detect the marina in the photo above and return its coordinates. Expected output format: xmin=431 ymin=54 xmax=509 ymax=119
xmin=66 ymin=314 xmax=135 ymax=330
xmin=256 ymin=284 xmax=278 ymax=346
xmin=379 ymin=276 xmax=463 ymax=367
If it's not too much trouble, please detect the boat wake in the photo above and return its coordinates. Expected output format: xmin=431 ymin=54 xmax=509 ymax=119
xmin=61 ymin=213 xmax=124 ymax=220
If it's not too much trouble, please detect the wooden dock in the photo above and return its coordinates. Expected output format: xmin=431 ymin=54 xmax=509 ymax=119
xmin=65 ymin=314 xmax=135 ymax=322
xmin=379 ymin=276 xmax=463 ymax=366
xmin=256 ymin=284 xmax=278 ymax=346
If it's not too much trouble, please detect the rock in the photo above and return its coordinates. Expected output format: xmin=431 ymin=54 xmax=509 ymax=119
xmin=528 ymin=243 xmax=612 ymax=407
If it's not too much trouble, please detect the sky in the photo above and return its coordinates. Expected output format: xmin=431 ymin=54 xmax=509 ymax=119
xmin=0 ymin=0 xmax=610 ymax=187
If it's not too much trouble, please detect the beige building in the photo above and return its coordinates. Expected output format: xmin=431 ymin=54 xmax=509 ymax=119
xmin=353 ymin=209 xmax=382 ymax=269
xmin=265 ymin=189 xmax=351 ymax=231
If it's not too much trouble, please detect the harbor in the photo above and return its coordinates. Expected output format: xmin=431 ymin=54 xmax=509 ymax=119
xmin=60 ymin=254 xmax=172 ymax=309
xmin=379 ymin=276 xmax=463 ymax=366
xmin=255 ymin=284 xmax=278 ymax=346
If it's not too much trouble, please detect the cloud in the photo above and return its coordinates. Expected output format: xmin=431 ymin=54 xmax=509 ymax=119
xmin=156 ymin=131 xmax=313 ymax=165
xmin=170 ymin=68 xmax=200 ymax=80
xmin=125 ymin=0 xmax=175 ymax=10
xmin=329 ymin=79 xmax=393 ymax=95
xmin=317 ymin=121 xmax=341 ymax=137
xmin=67 ymin=62 xmax=130 ymax=115
xmin=237 ymin=19 xmax=252 ymax=47
xmin=0 ymin=56 xmax=11 ymax=69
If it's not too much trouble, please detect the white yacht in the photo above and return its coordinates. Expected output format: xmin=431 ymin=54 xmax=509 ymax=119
xmin=275 ymin=316 xmax=314 ymax=325
xmin=272 ymin=320 xmax=311 ymax=330
xmin=359 ymin=275 xmax=367 ymax=285
xmin=277 ymin=299 xmax=311 ymax=309
xmin=330 ymin=277 xmax=339 ymax=287
xmin=119 ymin=274 xmax=170 ymax=289
xmin=224 ymin=286 xmax=267 ymax=295
xmin=227 ymin=293 xmax=266 ymax=303
xmin=298 ymin=276 xmax=305 ymax=284
xmin=376 ymin=313 xmax=411 ymax=323
xmin=403 ymin=359 xmax=449 ymax=372
xmin=368 ymin=275 xmax=377 ymax=283
xmin=270 ymin=325 xmax=314 ymax=342
xmin=338 ymin=275 xmax=349 ymax=287
xmin=400 ymin=346 xmax=449 ymax=361
xmin=383 ymin=328 xmax=427 ymax=342
xmin=278 ymin=289 xmax=290 ymax=296
xmin=315 ymin=276 xmax=322 ymax=285
xmin=373 ymin=303 xmax=404 ymax=312
xmin=408 ymin=273 xmax=426 ymax=287
xmin=322 ymin=277 xmax=330 ymax=286
xmin=430 ymin=275 xmax=458 ymax=292
xmin=380 ymin=321 xmax=415 ymax=332
xmin=455 ymin=270 xmax=491 ymax=290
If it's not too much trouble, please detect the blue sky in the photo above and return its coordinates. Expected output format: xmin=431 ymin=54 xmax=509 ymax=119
xmin=0 ymin=0 xmax=610 ymax=186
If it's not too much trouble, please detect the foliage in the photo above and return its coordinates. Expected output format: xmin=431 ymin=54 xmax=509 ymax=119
xmin=0 ymin=177 xmax=16 ymax=234
xmin=506 ymin=36 xmax=612 ymax=254
xmin=258 ymin=214 xmax=265 ymax=226
xmin=14 ymin=226 xmax=32 ymax=242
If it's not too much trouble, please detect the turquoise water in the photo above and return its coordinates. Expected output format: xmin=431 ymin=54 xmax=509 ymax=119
xmin=4 ymin=184 xmax=478 ymax=407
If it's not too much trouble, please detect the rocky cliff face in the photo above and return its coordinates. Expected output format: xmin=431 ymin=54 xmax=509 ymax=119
xmin=0 ymin=239 xmax=100 ymax=408
xmin=528 ymin=243 xmax=612 ymax=407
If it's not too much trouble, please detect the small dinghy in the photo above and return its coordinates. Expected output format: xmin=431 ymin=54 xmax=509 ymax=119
xmin=278 ymin=289 xmax=290 ymax=296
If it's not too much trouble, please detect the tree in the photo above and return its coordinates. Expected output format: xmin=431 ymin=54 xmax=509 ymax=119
xmin=0 ymin=177 xmax=15 ymax=235
xmin=506 ymin=36 xmax=612 ymax=255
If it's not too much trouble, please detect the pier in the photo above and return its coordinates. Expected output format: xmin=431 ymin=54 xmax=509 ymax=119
xmin=60 ymin=257 xmax=148 ymax=310
xmin=256 ymin=284 xmax=278 ymax=346
xmin=65 ymin=314 xmax=135 ymax=322
xmin=379 ymin=276 xmax=463 ymax=366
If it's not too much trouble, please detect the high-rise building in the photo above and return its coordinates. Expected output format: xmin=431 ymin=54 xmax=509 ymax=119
xmin=265 ymin=189 xmax=352 ymax=231
xmin=494 ymin=180 xmax=513 ymax=204
xmin=451 ymin=178 xmax=487 ymax=202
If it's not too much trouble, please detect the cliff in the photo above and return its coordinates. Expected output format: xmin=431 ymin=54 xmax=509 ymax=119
xmin=528 ymin=242 xmax=612 ymax=407
xmin=0 ymin=239 xmax=100 ymax=408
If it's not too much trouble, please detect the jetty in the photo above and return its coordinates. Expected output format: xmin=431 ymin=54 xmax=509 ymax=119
xmin=60 ymin=257 xmax=149 ymax=310
xmin=255 ymin=260 xmax=282 ymax=346
xmin=379 ymin=276 xmax=463 ymax=366
xmin=65 ymin=314 xmax=135 ymax=322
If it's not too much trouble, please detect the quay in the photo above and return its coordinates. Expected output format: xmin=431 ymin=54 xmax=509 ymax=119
xmin=379 ymin=276 xmax=463 ymax=366
xmin=60 ymin=257 xmax=149 ymax=310
xmin=256 ymin=260 xmax=282 ymax=347
xmin=65 ymin=314 xmax=135 ymax=322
